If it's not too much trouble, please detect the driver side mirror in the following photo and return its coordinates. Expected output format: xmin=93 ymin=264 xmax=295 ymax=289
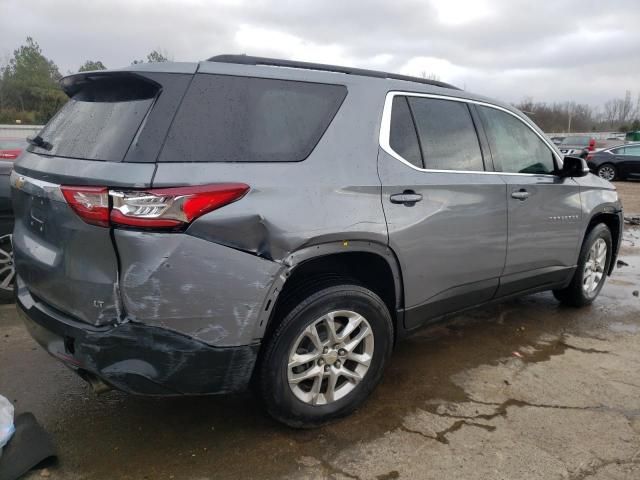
xmin=559 ymin=156 xmax=590 ymax=178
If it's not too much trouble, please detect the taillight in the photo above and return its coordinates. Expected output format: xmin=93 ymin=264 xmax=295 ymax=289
xmin=61 ymin=183 xmax=249 ymax=230
xmin=60 ymin=186 xmax=110 ymax=227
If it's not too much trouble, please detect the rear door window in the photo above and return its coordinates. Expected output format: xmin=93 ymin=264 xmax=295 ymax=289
xmin=407 ymin=97 xmax=484 ymax=171
xmin=30 ymin=75 xmax=158 ymax=162
xmin=159 ymin=75 xmax=347 ymax=163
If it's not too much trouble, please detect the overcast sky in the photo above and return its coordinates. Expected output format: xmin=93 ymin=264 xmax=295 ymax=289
xmin=2 ymin=0 xmax=639 ymax=107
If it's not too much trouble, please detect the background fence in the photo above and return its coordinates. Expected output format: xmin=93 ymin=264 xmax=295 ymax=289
xmin=0 ymin=124 xmax=44 ymax=139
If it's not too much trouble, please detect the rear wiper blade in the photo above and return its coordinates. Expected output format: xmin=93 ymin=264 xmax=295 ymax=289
xmin=27 ymin=135 xmax=53 ymax=151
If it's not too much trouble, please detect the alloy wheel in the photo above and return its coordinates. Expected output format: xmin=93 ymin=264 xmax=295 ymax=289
xmin=583 ymin=238 xmax=607 ymax=296
xmin=287 ymin=310 xmax=374 ymax=406
xmin=0 ymin=234 xmax=14 ymax=293
xmin=597 ymin=165 xmax=615 ymax=181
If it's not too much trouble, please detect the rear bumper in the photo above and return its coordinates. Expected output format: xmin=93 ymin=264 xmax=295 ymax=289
xmin=17 ymin=276 xmax=259 ymax=395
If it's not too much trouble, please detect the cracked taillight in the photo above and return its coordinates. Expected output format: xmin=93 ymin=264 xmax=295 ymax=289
xmin=62 ymin=184 xmax=249 ymax=230
xmin=60 ymin=186 xmax=110 ymax=227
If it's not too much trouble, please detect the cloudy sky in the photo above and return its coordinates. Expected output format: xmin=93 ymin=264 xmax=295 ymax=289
xmin=2 ymin=0 xmax=639 ymax=106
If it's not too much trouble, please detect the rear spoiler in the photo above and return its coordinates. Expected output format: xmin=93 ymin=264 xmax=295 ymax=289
xmin=59 ymin=62 xmax=198 ymax=97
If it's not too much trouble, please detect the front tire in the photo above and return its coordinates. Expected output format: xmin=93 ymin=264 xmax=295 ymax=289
xmin=553 ymin=223 xmax=612 ymax=307
xmin=596 ymin=163 xmax=617 ymax=181
xmin=258 ymin=284 xmax=393 ymax=428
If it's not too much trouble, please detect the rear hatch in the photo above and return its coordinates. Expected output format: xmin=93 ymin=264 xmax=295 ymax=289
xmin=12 ymin=68 xmax=195 ymax=325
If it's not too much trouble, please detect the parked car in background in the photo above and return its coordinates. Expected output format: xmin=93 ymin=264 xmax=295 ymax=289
xmin=0 ymin=138 xmax=26 ymax=160
xmin=0 ymin=139 xmax=19 ymax=302
xmin=550 ymin=136 xmax=566 ymax=145
xmin=12 ymin=56 xmax=623 ymax=427
xmin=558 ymin=135 xmax=596 ymax=158
xmin=586 ymin=142 xmax=640 ymax=181
xmin=606 ymin=133 xmax=625 ymax=141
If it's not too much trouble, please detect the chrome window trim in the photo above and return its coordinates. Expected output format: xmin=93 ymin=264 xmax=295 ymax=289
xmin=379 ymin=91 xmax=562 ymax=177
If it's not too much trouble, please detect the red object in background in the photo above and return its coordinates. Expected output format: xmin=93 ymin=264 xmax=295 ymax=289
xmin=0 ymin=149 xmax=22 ymax=160
xmin=586 ymin=152 xmax=595 ymax=161
xmin=0 ymin=138 xmax=26 ymax=160
xmin=588 ymin=138 xmax=596 ymax=151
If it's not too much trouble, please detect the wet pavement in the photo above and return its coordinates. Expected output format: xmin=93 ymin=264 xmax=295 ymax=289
xmin=1 ymin=226 xmax=639 ymax=480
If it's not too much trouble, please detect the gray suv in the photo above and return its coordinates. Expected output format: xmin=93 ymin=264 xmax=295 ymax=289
xmin=13 ymin=55 xmax=623 ymax=427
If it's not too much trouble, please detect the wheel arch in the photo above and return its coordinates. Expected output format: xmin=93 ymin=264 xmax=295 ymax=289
xmin=583 ymin=211 xmax=622 ymax=275
xmin=254 ymin=241 xmax=404 ymax=345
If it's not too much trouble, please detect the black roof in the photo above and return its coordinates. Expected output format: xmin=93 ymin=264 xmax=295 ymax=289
xmin=207 ymin=54 xmax=460 ymax=90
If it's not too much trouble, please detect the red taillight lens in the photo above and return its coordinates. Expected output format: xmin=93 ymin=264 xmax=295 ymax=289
xmin=61 ymin=184 xmax=249 ymax=229
xmin=110 ymin=183 xmax=250 ymax=229
xmin=60 ymin=186 xmax=110 ymax=227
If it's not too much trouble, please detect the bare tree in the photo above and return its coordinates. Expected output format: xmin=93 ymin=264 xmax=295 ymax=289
xmin=419 ymin=70 xmax=440 ymax=81
xmin=618 ymin=90 xmax=633 ymax=124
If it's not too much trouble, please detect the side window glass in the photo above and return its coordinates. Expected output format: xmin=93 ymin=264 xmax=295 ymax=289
xmin=478 ymin=106 xmax=555 ymax=174
xmin=610 ymin=147 xmax=625 ymax=155
xmin=623 ymin=145 xmax=640 ymax=155
xmin=389 ymin=96 xmax=423 ymax=168
xmin=408 ymin=97 xmax=484 ymax=171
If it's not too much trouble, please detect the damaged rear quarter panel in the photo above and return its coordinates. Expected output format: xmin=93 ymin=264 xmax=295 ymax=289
xmin=115 ymin=230 xmax=280 ymax=347
xmin=119 ymin=77 xmax=389 ymax=348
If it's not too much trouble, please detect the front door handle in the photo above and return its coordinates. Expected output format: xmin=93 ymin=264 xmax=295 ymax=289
xmin=511 ymin=189 xmax=530 ymax=201
xmin=390 ymin=190 xmax=423 ymax=206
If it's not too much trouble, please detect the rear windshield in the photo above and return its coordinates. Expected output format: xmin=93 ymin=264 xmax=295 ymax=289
xmin=30 ymin=75 xmax=158 ymax=162
xmin=159 ymin=74 xmax=347 ymax=163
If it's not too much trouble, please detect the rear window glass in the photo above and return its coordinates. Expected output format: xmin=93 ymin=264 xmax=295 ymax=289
xmin=30 ymin=75 xmax=158 ymax=162
xmin=159 ymin=74 xmax=347 ymax=163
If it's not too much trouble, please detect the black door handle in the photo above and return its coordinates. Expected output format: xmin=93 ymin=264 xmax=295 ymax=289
xmin=390 ymin=190 xmax=422 ymax=206
xmin=511 ymin=189 xmax=530 ymax=201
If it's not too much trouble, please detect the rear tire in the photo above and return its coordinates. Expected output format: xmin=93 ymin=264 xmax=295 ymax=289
xmin=553 ymin=223 xmax=612 ymax=307
xmin=596 ymin=163 xmax=617 ymax=181
xmin=258 ymin=283 xmax=393 ymax=428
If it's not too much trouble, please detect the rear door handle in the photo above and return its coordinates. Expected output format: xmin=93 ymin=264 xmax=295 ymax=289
xmin=511 ymin=189 xmax=530 ymax=201
xmin=390 ymin=191 xmax=423 ymax=206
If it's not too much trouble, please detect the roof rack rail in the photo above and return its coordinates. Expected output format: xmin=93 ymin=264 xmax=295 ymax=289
xmin=206 ymin=54 xmax=460 ymax=90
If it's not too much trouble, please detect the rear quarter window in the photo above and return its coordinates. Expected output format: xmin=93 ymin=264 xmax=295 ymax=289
xmin=30 ymin=75 xmax=158 ymax=162
xmin=158 ymin=74 xmax=347 ymax=163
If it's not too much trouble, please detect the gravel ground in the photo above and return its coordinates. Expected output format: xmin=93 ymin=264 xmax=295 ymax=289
xmin=616 ymin=180 xmax=640 ymax=214
xmin=1 ymin=188 xmax=639 ymax=480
